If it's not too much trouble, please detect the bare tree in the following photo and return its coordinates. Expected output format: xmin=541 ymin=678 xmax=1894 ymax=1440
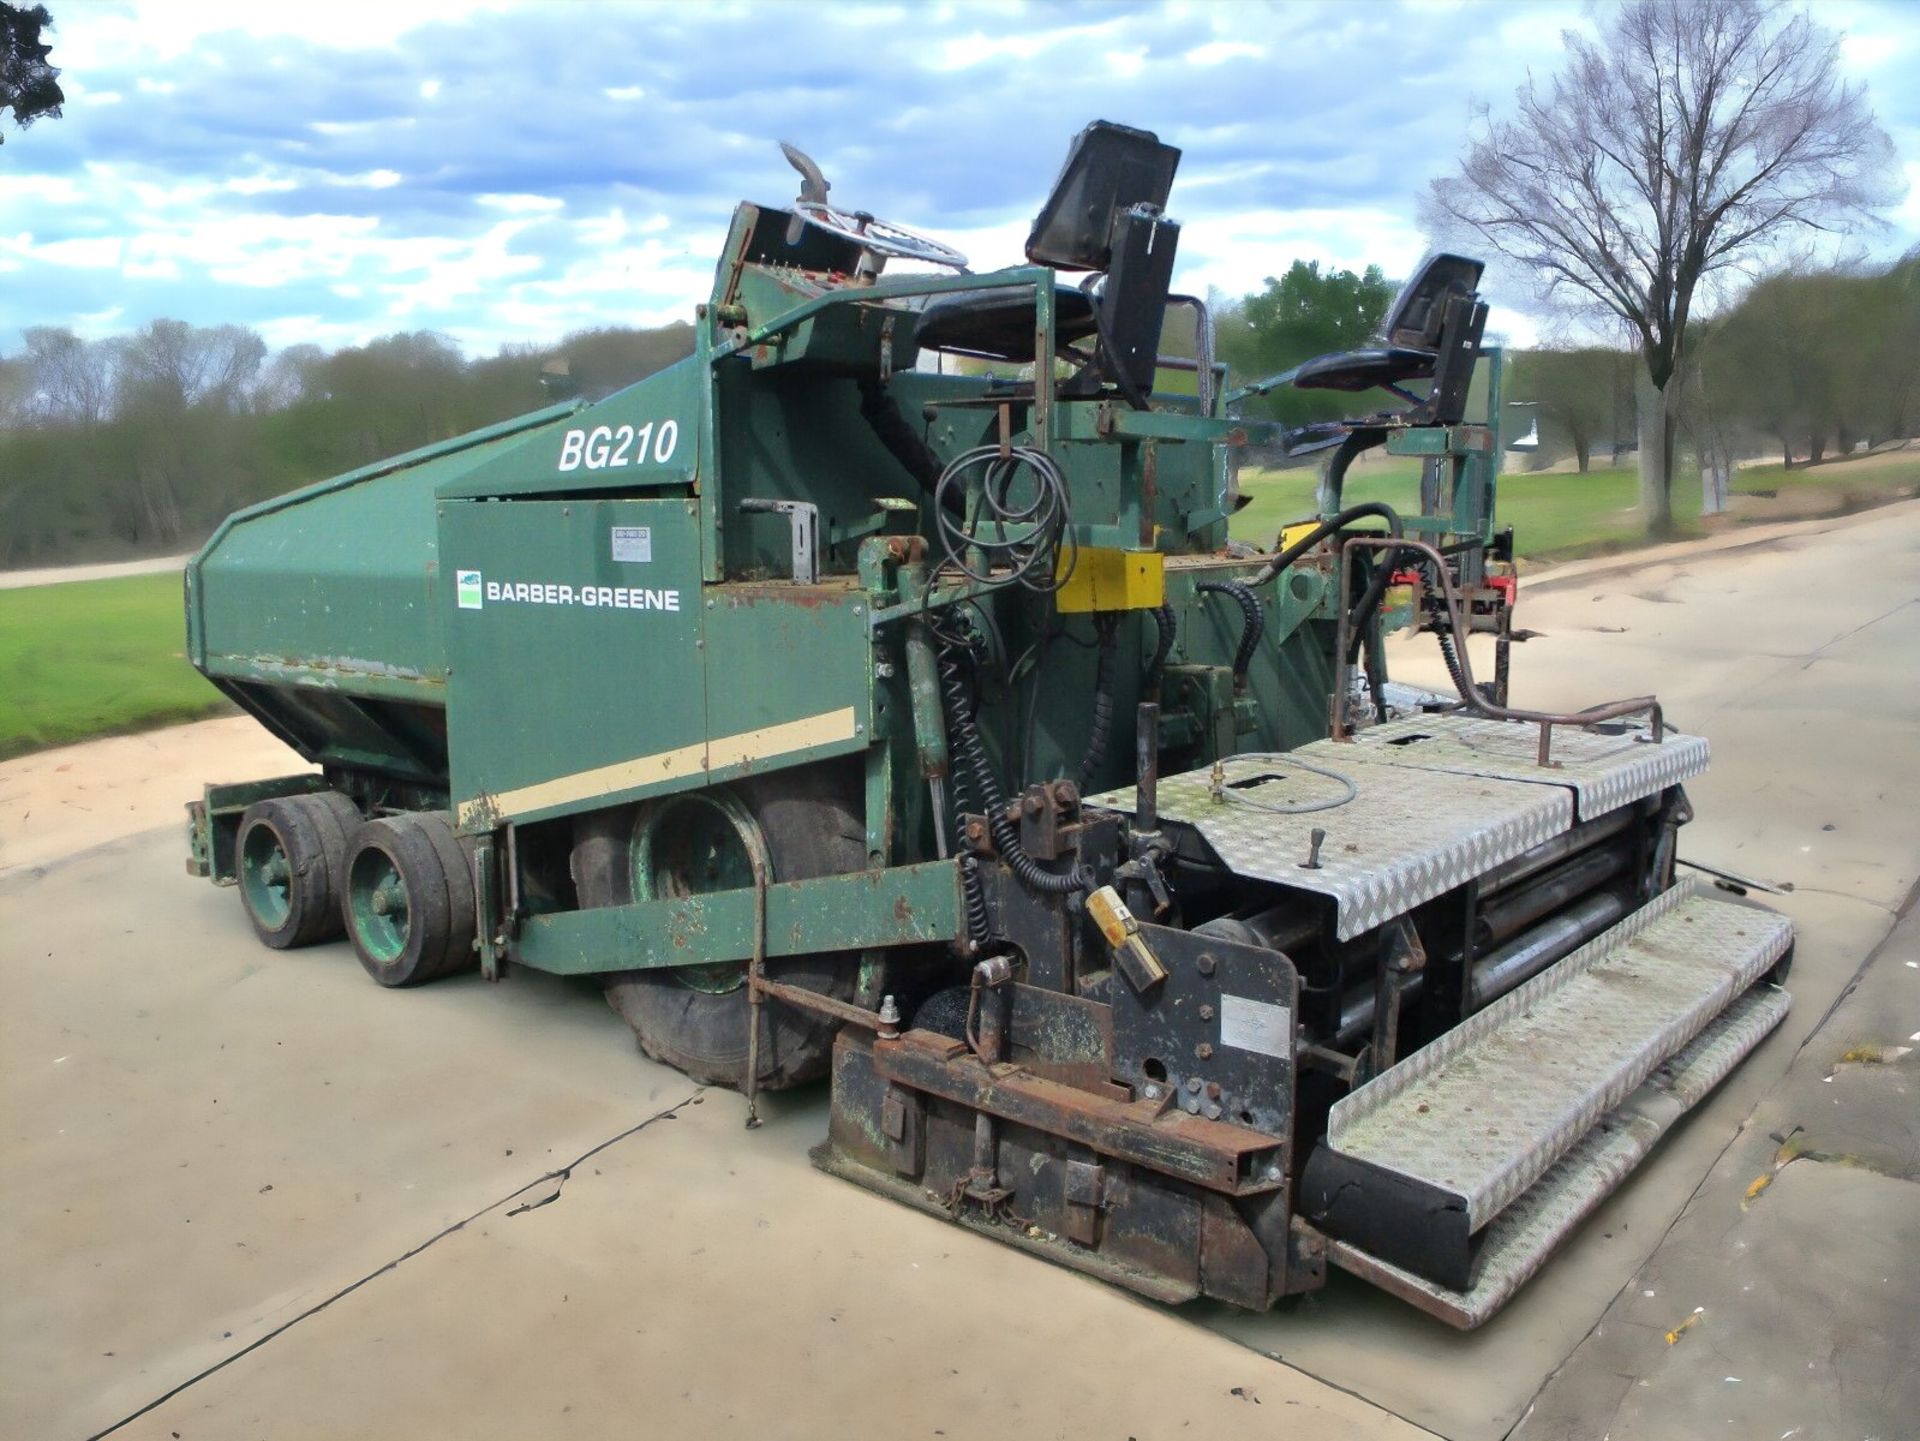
xmin=1426 ymin=0 xmax=1900 ymax=534
xmin=20 ymin=326 xmax=117 ymax=425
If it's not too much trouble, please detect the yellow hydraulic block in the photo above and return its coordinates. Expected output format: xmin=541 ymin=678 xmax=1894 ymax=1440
xmin=1055 ymin=547 xmax=1165 ymax=613
xmin=1280 ymin=518 xmax=1324 ymax=552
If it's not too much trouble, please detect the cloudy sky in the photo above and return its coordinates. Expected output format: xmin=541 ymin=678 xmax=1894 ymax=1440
xmin=5 ymin=0 xmax=1917 ymax=359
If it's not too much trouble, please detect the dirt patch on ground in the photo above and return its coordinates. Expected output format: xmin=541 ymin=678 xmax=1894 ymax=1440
xmin=0 ymin=553 xmax=190 ymax=591
xmin=0 ymin=716 xmax=306 ymax=878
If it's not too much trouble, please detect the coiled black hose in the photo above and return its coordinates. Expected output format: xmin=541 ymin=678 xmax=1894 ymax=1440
xmin=935 ymin=628 xmax=1089 ymax=897
xmin=1146 ymin=603 xmax=1176 ymax=693
xmin=933 ymin=445 xmax=1075 ymax=594
xmin=1075 ymin=615 xmax=1119 ymax=792
xmin=1436 ymin=630 xmax=1496 ymax=706
xmin=957 ymin=854 xmax=991 ymax=947
xmin=1196 ymin=580 xmax=1263 ymax=685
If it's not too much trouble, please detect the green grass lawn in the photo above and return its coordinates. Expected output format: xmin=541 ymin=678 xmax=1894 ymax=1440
xmin=0 ymin=571 xmax=229 ymax=761
xmin=1231 ymin=453 xmax=1920 ymax=561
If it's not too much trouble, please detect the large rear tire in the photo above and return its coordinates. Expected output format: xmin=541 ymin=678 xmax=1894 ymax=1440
xmin=341 ymin=811 xmax=477 ymax=987
xmin=574 ymin=766 xmax=866 ymax=1091
xmin=236 ymin=792 xmax=360 ymax=948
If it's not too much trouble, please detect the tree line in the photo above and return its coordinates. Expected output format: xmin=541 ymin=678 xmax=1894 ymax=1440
xmin=1509 ymin=253 xmax=1920 ymax=478
xmin=5 ymin=243 xmax=1914 ymax=569
xmin=0 ymin=321 xmax=693 ymax=568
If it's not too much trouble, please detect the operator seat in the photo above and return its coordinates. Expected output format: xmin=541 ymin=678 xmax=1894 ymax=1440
xmin=1287 ymin=253 xmax=1488 ymax=425
xmin=913 ymin=121 xmax=1184 ymax=403
xmin=913 ymin=284 xmax=1098 ymax=361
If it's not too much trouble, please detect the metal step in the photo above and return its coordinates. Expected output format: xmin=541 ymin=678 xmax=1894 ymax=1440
xmin=1329 ymin=985 xmax=1790 ymax=1328
xmin=1299 ymin=881 xmax=1793 ymax=1301
xmin=1331 ymin=882 xmax=1791 ymax=1228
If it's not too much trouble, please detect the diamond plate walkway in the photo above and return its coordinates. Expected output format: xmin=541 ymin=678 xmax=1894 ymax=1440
xmin=1314 ymin=882 xmax=1793 ymax=1326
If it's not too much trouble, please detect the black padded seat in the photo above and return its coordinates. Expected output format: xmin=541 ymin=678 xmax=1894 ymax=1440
xmin=1292 ymin=345 xmax=1436 ymax=392
xmin=914 ymin=285 xmax=1098 ymax=361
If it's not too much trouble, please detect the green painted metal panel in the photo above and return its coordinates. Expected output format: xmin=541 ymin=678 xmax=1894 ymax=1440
xmin=702 ymin=582 xmax=876 ymax=790
xmin=441 ymin=496 xmax=710 ymax=828
xmin=190 ymin=411 xmax=576 ymax=703
xmin=512 ymin=859 xmax=963 ymax=976
xmin=438 ymin=358 xmax=707 ymax=499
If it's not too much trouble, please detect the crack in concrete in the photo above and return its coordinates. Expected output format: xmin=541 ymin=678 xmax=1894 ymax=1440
xmin=84 ymin=1088 xmax=705 ymax=1440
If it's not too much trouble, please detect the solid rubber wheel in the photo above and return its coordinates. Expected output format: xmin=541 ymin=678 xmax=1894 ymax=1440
xmin=341 ymin=811 xmax=477 ymax=987
xmin=235 ymin=792 xmax=360 ymax=949
xmin=574 ymin=766 xmax=867 ymax=1091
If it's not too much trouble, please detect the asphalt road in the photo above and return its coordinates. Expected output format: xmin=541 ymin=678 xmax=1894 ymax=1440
xmin=4 ymin=500 xmax=1916 ymax=1440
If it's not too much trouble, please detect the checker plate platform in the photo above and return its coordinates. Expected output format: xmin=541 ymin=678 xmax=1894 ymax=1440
xmin=1325 ymin=881 xmax=1793 ymax=1231
xmin=1300 ymin=712 xmax=1709 ymax=821
xmin=1089 ymin=753 xmax=1573 ymax=940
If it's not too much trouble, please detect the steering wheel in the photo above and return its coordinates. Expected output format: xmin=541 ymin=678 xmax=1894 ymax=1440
xmin=793 ymin=200 xmax=969 ymax=269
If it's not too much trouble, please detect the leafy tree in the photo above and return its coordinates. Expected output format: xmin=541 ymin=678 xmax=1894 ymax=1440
xmin=0 ymin=1 xmax=62 ymax=141
xmin=1427 ymin=0 xmax=1899 ymax=535
xmin=1693 ymin=254 xmax=1920 ymax=473
xmin=1216 ymin=260 xmax=1397 ymax=426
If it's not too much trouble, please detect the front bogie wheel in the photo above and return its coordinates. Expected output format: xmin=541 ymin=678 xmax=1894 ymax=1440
xmin=574 ymin=766 xmax=869 ymax=1092
xmin=236 ymin=792 xmax=360 ymax=949
xmin=341 ymin=811 xmax=477 ymax=987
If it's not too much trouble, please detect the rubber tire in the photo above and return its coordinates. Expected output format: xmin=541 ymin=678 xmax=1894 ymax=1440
xmin=236 ymin=793 xmax=359 ymax=949
xmin=342 ymin=811 xmax=477 ymax=988
xmin=575 ymin=766 xmax=865 ymax=1091
xmin=910 ymin=985 xmax=972 ymax=1041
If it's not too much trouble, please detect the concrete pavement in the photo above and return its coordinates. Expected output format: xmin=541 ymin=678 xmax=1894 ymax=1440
xmin=4 ymin=500 xmax=1918 ymax=1440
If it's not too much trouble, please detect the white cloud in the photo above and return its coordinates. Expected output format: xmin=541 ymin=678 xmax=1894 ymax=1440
xmin=1896 ymin=162 xmax=1920 ymax=228
xmin=0 ymin=174 xmax=85 ymax=206
xmin=1185 ymin=40 xmax=1264 ymax=65
xmin=477 ymin=193 xmax=565 ymax=214
xmin=0 ymin=235 xmax=127 ymax=269
xmin=224 ymin=173 xmax=299 ymax=196
xmin=5 ymin=0 xmax=1914 ymax=360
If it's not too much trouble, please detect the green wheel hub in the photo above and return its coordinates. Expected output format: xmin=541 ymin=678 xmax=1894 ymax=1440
xmin=239 ymin=821 xmax=294 ymax=930
xmin=630 ymin=792 xmax=762 ymax=995
xmin=347 ymin=844 xmax=412 ymax=965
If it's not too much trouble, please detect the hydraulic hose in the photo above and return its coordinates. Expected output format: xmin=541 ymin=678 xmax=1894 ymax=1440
xmin=1076 ymin=615 xmax=1120 ymax=792
xmin=1247 ymin=502 xmax=1402 ymax=587
xmin=1196 ymin=579 xmax=1263 ymax=685
xmin=1436 ymin=630 xmax=1495 ymax=705
xmin=856 ymin=375 xmax=963 ymax=515
xmin=935 ymin=629 xmax=1089 ymax=897
xmin=957 ymin=855 xmax=991 ymax=947
xmin=1146 ymin=603 xmax=1176 ymax=693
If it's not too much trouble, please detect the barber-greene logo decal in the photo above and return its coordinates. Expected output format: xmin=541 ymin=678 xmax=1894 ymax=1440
xmin=457 ymin=570 xmax=484 ymax=609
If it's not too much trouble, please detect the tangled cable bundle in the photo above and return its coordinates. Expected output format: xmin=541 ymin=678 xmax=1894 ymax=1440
xmin=930 ymin=614 xmax=1091 ymax=899
xmin=932 ymin=444 xmax=1076 ymax=594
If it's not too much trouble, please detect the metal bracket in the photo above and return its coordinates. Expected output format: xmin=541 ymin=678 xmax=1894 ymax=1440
xmin=739 ymin=498 xmax=821 ymax=584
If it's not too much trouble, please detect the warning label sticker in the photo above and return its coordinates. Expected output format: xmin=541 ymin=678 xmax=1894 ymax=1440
xmin=1219 ymin=994 xmax=1292 ymax=1059
xmin=611 ymin=526 xmax=652 ymax=563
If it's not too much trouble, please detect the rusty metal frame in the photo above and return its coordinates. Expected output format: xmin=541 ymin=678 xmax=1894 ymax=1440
xmin=870 ymin=1030 xmax=1286 ymax=1195
xmin=1333 ymin=534 xmax=1664 ymax=764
